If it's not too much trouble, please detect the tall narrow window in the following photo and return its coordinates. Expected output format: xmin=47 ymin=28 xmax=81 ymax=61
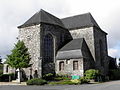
xmin=59 ymin=62 xmax=64 ymax=71
xmin=73 ymin=61 xmax=78 ymax=70
xmin=43 ymin=34 xmax=54 ymax=63
xmin=99 ymin=40 xmax=104 ymax=66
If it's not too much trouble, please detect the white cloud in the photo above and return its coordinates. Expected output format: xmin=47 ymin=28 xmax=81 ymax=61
xmin=108 ymin=48 xmax=120 ymax=58
xmin=0 ymin=0 xmax=120 ymax=58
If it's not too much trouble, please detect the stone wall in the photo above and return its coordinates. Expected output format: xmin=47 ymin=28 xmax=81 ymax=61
xmin=3 ymin=64 xmax=15 ymax=74
xmin=18 ymin=24 xmax=41 ymax=78
xmin=69 ymin=27 xmax=95 ymax=60
xmin=41 ymin=23 xmax=72 ymax=75
xmin=56 ymin=59 xmax=84 ymax=76
xmin=93 ymin=27 xmax=108 ymax=75
xmin=69 ymin=27 xmax=108 ymax=75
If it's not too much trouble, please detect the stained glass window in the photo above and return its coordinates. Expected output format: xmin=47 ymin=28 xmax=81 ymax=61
xmin=43 ymin=34 xmax=54 ymax=63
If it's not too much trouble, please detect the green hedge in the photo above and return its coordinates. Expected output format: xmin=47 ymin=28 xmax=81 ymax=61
xmin=85 ymin=69 xmax=100 ymax=80
xmin=27 ymin=78 xmax=47 ymax=85
xmin=0 ymin=73 xmax=14 ymax=82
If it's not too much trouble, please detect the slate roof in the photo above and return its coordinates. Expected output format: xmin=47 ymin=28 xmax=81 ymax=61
xmin=18 ymin=9 xmax=65 ymax=28
xmin=61 ymin=13 xmax=100 ymax=30
xmin=56 ymin=38 xmax=84 ymax=60
xmin=59 ymin=38 xmax=84 ymax=51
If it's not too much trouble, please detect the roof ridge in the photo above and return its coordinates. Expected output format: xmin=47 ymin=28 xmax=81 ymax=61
xmin=61 ymin=12 xmax=90 ymax=20
xmin=88 ymin=13 xmax=100 ymax=28
xmin=18 ymin=9 xmax=65 ymax=28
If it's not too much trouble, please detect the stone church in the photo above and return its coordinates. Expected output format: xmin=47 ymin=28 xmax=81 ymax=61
xmin=4 ymin=9 xmax=109 ymax=78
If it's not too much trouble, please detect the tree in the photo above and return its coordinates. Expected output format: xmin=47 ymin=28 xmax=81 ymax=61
xmin=0 ymin=56 xmax=3 ymax=75
xmin=6 ymin=40 xmax=31 ymax=83
xmin=0 ymin=56 xmax=2 ymax=64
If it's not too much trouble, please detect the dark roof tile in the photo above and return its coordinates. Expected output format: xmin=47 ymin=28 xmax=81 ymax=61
xmin=59 ymin=38 xmax=84 ymax=51
xmin=61 ymin=13 xmax=100 ymax=30
xmin=18 ymin=9 xmax=65 ymax=28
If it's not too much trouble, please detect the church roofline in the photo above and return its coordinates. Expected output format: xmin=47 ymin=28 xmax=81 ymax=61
xmin=18 ymin=9 xmax=65 ymax=29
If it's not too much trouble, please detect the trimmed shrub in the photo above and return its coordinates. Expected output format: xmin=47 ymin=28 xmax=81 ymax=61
xmin=27 ymin=78 xmax=47 ymax=85
xmin=85 ymin=69 xmax=100 ymax=80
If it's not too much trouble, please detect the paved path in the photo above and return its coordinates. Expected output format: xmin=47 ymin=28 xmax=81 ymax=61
xmin=0 ymin=80 xmax=120 ymax=90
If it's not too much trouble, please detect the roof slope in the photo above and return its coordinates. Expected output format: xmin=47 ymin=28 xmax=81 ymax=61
xmin=56 ymin=38 xmax=84 ymax=60
xmin=59 ymin=38 xmax=83 ymax=51
xmin=61 ymin=13 xmax=100 ymax=30
xmin=18 ymin=9 xmax=65 ymax=28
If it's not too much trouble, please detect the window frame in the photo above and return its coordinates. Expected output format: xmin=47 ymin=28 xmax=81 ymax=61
xmin=59 ymin=61 xmax=64 ymax=71
xmin=73 ymin=61 xmax=79 ymax=70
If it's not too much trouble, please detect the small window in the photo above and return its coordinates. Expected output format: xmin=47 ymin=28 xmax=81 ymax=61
xmin=59 ymin=62 xmax=64 ymax=71
xmin=73 ymin=61 xmax=78 ymax=70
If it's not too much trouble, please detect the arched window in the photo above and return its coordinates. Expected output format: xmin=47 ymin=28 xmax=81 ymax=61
xmin=99 ymin=40 xmax=104 ymax=66
xmin=6 ymin=65 xmax=9 ymax=73
xmin=43 ymin=34 xmax=54 ymax=63
xmin=59 ymin=62 xmax=64 ymax=71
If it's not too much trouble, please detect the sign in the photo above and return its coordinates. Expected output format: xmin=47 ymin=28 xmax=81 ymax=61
xmin=72 ymin=75 xmax=80 ymax=79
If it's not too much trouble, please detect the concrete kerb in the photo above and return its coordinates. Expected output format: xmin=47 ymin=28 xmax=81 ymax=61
xmin=0 ymin=82 xmax=26 ymax=85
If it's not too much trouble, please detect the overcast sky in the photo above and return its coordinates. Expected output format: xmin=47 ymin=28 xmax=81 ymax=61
xmin=0 ymin=0 xmax=120 ymax=59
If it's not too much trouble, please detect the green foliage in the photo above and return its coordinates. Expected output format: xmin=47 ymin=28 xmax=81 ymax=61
xmin=85 ymin=69 xmax=100 ymax=80
xmin=54 ymin=74 xmax=71 ymax=81
xmin=79 ymin=77 xmax=89 ymax=84
xmin=0 ymin=56 xmax=2 ymax=64
xmin=42 ymin=73 xmax=54 ymax=81
xmin=6 ymin=40 xmax=31 ymax=69
xmin=109 ymin=69 xmax=120 ymax=80
xmin=49 ymin=80 xmax=78 ymax=85
xmin=27 ymin=78 xmax=47 ymax=85
xmin=0 ymin=64 xmax=3 ymax=75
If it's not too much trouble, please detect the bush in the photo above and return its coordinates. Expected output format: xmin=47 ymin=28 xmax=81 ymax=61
xmin=0 ymin=70 xmax=3 ymax=75
xmin=85 ymin=69 xmax=100 ymax=80
xmin=54 ymin=74 xmax=71 ymax=81
xmin=0 ymin=73 xmax=14 ymax=82
xmin=79 ymin=77 xmax=89 ymax=84
xmin=42 ymin=73 xmax=54 ymax=81
xmin=27 ymin=78 xmax=47 ymax=85
xmin=0 ymin=64 xmax=3 ymax=75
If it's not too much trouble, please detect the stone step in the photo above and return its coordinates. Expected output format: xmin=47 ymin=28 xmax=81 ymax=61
xmin=12 ymin=80 xmax=18 ymax=82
